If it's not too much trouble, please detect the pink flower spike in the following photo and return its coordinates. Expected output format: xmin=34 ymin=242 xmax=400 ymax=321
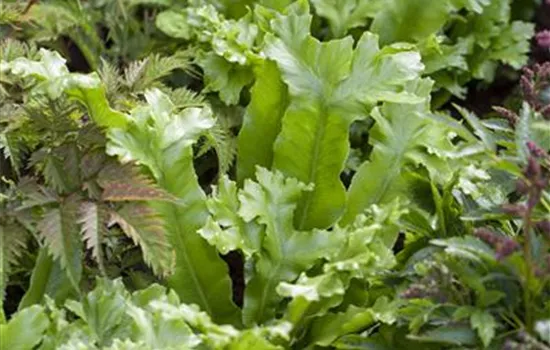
xmin=536 ymin=30 xmax=550 ymax=49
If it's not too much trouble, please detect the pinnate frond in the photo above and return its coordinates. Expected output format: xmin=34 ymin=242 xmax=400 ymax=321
xmin=98 ymin=163 xmax=175 ymax=202
xmin=109 ymin=203 xmax=174 ymax=277
xmin=0 ymin=223 xmax=29 ymax=300
xmin=37 ymin=195 xmax=82 ymax=289
xmin=38 ymin=196 xmax=82 ymax=290
xmin=78 ymin=202 xmax=109 ymax=270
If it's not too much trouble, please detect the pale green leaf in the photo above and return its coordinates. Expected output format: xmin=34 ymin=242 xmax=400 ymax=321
xmin=65 ymin=278 xmax=129 ymax=346
xmin=0 ymin=305 xmax=49 ymax=350
xmin=237 ymin=60 xmax=288 ymax=183
xmin=370 ymin=0 xmax=452 ymax=45
xmin=106 ymin=89 xmax=239 ymax=325
xmin=199 ymin=53 xmax=254 ymax=105
xmin=535 ymin=320 xmax=550 ymax=344
xmin=342 ymin=83 xmax=469 ymax=224
xmin=311 ymin=0 xmax=384 ymax=37
xmin=470 ymin=310 xmax=496 ymax=347
xmin=265 ymin=8 xmax=426 ymax=229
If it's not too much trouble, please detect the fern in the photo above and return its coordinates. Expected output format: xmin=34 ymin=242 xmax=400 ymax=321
xmin=109 ymin=203 xmax=174 ymax=277
xmin=98 ymin=58 xmax=122 ymax=103
xmin=135 ymin=52 xmax=193 ymax=91
xmin=37 ymin=195 xmax=83 ymax=291
xmin=0 ymin=132 xmax=25 ymax=177
xmin=98 ymin=164 xmax=175 ymax=202
xmin=78 ymin=202 xmax=109 ymax=275
xmin=168 ymin=87 xmax=206 ymax=109
xmin=0 ymin=223 xmax=28 ymax=300
xmin=0 ymin=39 xmax=39 ymax=63
xmin=199 ymin=122 xmax=237 ymax=177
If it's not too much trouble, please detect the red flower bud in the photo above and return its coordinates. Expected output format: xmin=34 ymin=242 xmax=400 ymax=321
xmin=493 ymin=106 xmax=519 ymax=126
xmin=524 ymin=157 xmax=541 ymax=179
xmin=475 ymin=228 xmax=501 ymax=246
xmin=527 ymin=141 xmax=547 ymax=158
xmin=502 ymin=203 xmax=527 ymax=217
xmin=515 ymin=179 xmax=529 ymax=195
xmin=536 ymin=220 xmax=550 ymax=235
xmin=495 ymin=239 xmax=520 ymax=261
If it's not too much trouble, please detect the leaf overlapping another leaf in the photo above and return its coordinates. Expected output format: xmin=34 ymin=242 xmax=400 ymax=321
xmin=0 ymin=49 xmax=127 ymax=128
xmin=248 ymin=4 xmax=428 ymax=229
xmin=106 ymin=89 xmax=240 ymax=324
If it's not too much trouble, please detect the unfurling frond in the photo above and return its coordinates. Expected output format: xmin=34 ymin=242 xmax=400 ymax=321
xmin=109 ymin=203 xmax=174 ymax=277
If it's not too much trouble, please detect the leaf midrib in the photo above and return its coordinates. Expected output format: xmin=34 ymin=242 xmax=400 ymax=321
xmin=296 ymin=98 xmax=330 ymax=230
xmin=167 ymin=202 xmax=213 ymax=317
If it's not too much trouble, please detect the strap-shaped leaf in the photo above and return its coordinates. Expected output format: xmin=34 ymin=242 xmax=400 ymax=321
xmin=106 ymin=89 xmax=240 ymax=325
xmin=18 ymin=248 xmax=75 ymax=310
xmin=37 ymin=195 xmax=82 ymax=292
xmin=237 ymin=60 xmax=288 ymax=183
xmin=201 ymin=167 xmax=342 ymax=326
xmin=264 ymin=8 xmax=426 ymax=229
xmin=342 ymin=82 xmax=476 ymax=225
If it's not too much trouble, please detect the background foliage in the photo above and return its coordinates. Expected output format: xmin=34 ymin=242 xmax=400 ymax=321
xmin=0 ymin=0 xmax=549 ymax=349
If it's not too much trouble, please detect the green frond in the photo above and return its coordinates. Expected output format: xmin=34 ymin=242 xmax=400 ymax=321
xmin=98 ymin=58 xmax=122 ymax=101
xmin=167 ymin=87 xmax=206 ymax=109
xmin=123 ymin=58 xmax=150 ymax=91
xmin=139 ymin=52 xmax=193 ymax=88
xmin=123 ymin=52 xmax=194 ymax=92
xmin=0 ymin=223 xmax=29 ymax=301
xmin=200 ymin=123 xmax=237 ymax=176
xmin=0 ymin=132 xmax=25 ymax=177
xmin=0 ymin=39 xmax=39 ymax=62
